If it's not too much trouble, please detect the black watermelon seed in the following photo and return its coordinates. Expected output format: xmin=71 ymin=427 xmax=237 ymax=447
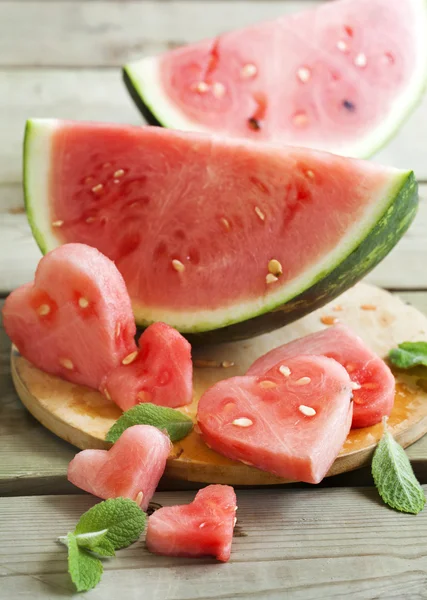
xmin=342 ymin=99 xmax=356 ymax=112
xmin=248 ymin=117 xmax=262 ymax=131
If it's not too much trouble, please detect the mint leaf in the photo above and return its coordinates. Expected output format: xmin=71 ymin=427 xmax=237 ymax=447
xmin=389 ymin=341 xmax=427 ymax=369
xmin=74 ymin=498 xmax=146 ymax=554
xmin=106 ymin=403 xmax=193 ymax=443
xmin=74 ymin=529 xmax=114 ymax=556
xmin=67 ymin=532 xmax=103 ymax=592
xmin=372 ymin=420 xmax=426 ymax=514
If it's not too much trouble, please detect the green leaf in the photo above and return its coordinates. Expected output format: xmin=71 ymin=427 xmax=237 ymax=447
xmin=106 ymin=402 xmax=194 ymax=443
xmin=74 ymin=498 xmax=146 ymax=554
xmin=372 ymin=420 xmax=426 ymax=514
xmin=388 ymin=341 xmax=427 ymax=369
xmin=67 ymin=532 xmax=103 ymax=592
xmin=74 ymin=529 xmax=115 ymax=556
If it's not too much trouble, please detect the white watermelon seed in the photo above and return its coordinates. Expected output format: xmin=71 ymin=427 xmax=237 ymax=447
xmin=337 ymin=40 xmax=348 ymax=52
xmin=104 ymin=387 xmax=112 ymax=401
xmin=38 ymin=304 xmax=50 ymax=316
xmin=351 ymin=381 xmax=361 ymax=390
xmin=241 ymin=63 xmax=257 ymax=78
xmin=259 ymin=380 xmax=277 ymax=389
xmin=254 ymin=206 xmax=265 ymax=221
xmin=78 ymin=297 xmax=89 ymax=308
xmin=172 ymin=259 xmax=185 ymax=272
xmin=122 ymin=351 xmax=138 ymax=365
xmin=292 ymin=111 xmax=309 ymax=127
xmin=59 ymin=358 xmax=74 ymax=370
xmin=193 ymin=81 xmax=210 ymax=93
xmin=268 ymin=259 xmax=283 ymax=276
xmin=199 ymin=522 xmax=206 ymax=528
xmin=232 ymin=417 xmax=253 ymax=427
xmin=299 ymin=405 xmax=316 ymax=417
xmin=295 ymin=377 xmax=311 ymax=386
xmin=113 ymin=179 xmax=120 ymax=184
xmin=212 ymin=82 xmax=226 ymax=98
xmin=221 ymin=360 xmax=235 ymax=368
xmin=354 ymin=53 xmax=367 ymax=68
xmin=85 ymin=217 xmax=96 ymax=223
xmin=135 ymin=491 xmax=144 ymax=506
xmin=297 ymin=67 xmax=311 ymax=83
xmin=91 ymin=184 xmax=103 ymax=193
xmin=306 ymin=170 xmax=315 ymax=179
xmin=52 ymin=220 xmax=64 ymax=227
xmin=115 ymin=322 xmax=121 ymax=337
xmin=279 ymin=365 xmax=291 ymax=377
xmin=220 ymin=217 xmax=231 ymax=231
xmin=266 ymin=273 xmax=278 ymax=285
xmin=114 ymin=169 xmax=125 ymax=178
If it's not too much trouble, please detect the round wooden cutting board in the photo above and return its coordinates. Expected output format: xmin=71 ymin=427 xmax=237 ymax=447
xmin=11 ymin=282 xmax=427 ymax=485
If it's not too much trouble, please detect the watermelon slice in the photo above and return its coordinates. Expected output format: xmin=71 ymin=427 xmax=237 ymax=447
xmin=2 ymin=243 xmax=137 ymax=390
xmin=67 ymin=425 xmax=171 ymax=510
xmin=123 ymin=0 xmax=427 ymax=157
xmin=247 ymin=324 xmax=395 ymax=428
xmin=104 ymin=321 xmax=193 ymax=411
xmin=145 ymin=485 xmax=237 ymax=562
xmin=24 ymin=120 xmax=418 ymax=340
xmin=197 ymin=355 xmax=353 ymax=484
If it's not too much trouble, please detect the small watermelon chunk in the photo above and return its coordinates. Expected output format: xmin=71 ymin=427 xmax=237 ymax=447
xmin=197 ymin=355 xmax=352 ymax=484
xmin=2 ymin=243 xmax=137 ymax=390
xmin=247 ymin=324 xmax=395 ymax=428
xmin=105 ymin=322 xmax=192 ymax=410
xmin=24 ymin=119 xmax=418 ymax=340
xmin=67 ymin=425 xmax=170 ymax=510
xmin=146 ymin=484 xmax=237 ymax=562
xmin=124 ymin=0 xmax=427 ymax=158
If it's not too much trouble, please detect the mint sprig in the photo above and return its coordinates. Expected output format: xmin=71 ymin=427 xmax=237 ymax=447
xmin=372 ymin=419 xmax=426 ymax=514
xmin=67 ymin=533 xmax=103 ymax=592
xmin=388 ymin=341 xmax=427 ymax=369
xmin=60 ymin=498 xmax=146 ymax=591
xmin=106 ymin=403 xmax=194 ymax=443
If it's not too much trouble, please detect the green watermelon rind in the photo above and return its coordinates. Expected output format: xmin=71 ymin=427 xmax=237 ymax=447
xmin=122 ymin=0 xmax=427 ymax=159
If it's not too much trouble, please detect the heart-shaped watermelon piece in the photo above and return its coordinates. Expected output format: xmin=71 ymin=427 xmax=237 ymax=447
xmin=3 ymin=243 xmax=137 ymax=390
xmin=67 ymin=425 xmax=171 ymax=510
xmin=104 ymin=321 xmax=193 ymax=410
xmin=197 ymin=355 xmax=353 ymax=484
xmin=146 ymin=484 xmax=237 ymax=562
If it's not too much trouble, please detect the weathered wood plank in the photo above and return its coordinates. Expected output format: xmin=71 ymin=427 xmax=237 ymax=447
xmin=1 ymin=489 xmax=427 ymax=599
xmin=2 ymin=293 xmax=427 ymax=496
xmin=0 ymin=1 xmax=316 ymax=67
xmin=1 ymin=183 xmax=426 ymax=294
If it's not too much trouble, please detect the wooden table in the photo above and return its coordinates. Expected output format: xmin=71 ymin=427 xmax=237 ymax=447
xmin=1 ymin=1 xmax=427 ymax=598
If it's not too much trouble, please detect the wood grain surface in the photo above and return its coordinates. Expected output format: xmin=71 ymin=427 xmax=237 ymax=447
xmin=1 ymin=488 xmax=427 ymax=599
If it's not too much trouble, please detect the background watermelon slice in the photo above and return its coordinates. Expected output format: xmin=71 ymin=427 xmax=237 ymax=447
xmin=24 ymin=120 xmax=418 ymax=340
xmin=123 ymin=0 xmax=427 ymax=157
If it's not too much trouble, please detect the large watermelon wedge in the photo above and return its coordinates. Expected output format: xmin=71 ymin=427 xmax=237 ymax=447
xmin=123 ymin=0 xmax=427 ymax=157
xmin=24 ymin=119 xmax=418 ymax=341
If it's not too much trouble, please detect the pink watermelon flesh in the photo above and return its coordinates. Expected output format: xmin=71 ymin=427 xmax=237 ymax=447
xmin=247 ymin=324 xmax=395 ymax=428
xmin=105 ymin=321 xmax=193 ymax=410
xmin=197 ymin=355 xmax=353 ymax=484
xmin=2 ymin=243 xmax=137 ymax=389
xmin=67 ymin=425 xmax=171 ymax=510
xmin=145 ymin=484 xmax=237 ymax=562
xmin=40 ymin=121 xmax=403 ymax=324
xmin=134 ymin=0 xmax=424 ymax=154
